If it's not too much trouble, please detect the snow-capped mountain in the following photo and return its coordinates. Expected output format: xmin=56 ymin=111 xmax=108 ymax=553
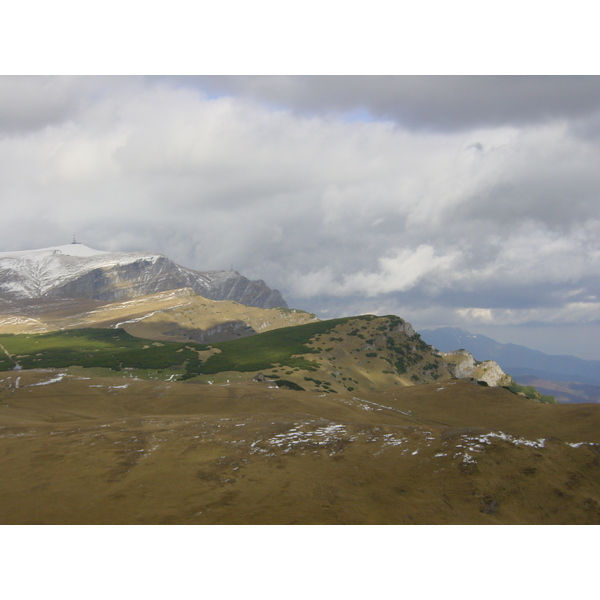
xmin=0 ymin=244 xmax=287 ymax=309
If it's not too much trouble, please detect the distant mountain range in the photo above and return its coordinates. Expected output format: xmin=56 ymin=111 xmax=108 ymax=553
xmin=419 ymin=327 xmax=600 ymax=386
xmin=0 ymin=244 xmax=287 ymax=309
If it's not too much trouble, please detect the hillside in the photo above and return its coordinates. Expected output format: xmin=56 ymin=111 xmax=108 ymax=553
xmin=0 ymin=314 xmax=511 ymax=394
xmin=0 ymin=244 xmax=287 ymax=308
xmin=1 ymin=369 xmax=599 ymax=524
xmin=0 ymin=288 xmax=317 ymax=343
xmin=1 ymin=311 xmax=594 ymax=524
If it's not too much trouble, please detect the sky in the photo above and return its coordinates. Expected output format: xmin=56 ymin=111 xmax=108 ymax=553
xmin=0 ymin=75 xmax=599 ymax=359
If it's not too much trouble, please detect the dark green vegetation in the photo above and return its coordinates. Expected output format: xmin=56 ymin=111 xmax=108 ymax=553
xmin=0 ymin=316 xmax=364 ymax=380
xmin=193 ymin=317 xmax=357 ymax=375
xmin=0 ymin=329 xmax=197 ymax=374
xmin=273 ymin=379 xmax=305 ymax=391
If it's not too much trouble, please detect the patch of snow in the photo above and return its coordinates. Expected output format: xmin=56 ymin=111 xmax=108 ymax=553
xmin=458 ymin=432 xmax=548 ymax=455
xmin=380 ymin=433 xmax=405 ymax=447
xmin=26 ymin=373 xmax=67 ymax=387
xmin=113 ymin=302 xmax=188 ymax=329
xmin=0 ymin=244 xmax=108 ymax=259
xmin=0 ymin=245 xmax=164 ymax=298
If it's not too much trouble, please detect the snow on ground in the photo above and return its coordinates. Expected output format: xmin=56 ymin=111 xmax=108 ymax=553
xmin=25 ymin=372 xmax=68 ymax=387
xmin=0 ymin=316 xmax=44 ymax=326
xmin=264 ymin=423 xmax=353 ymax=454
xmin=448 ymin=431 xmax=550 ymax=465
xmin=246 ymin=420 xmax=411 ymax=456
xmin=466 ymin=431 xmax=547 ymax=449
xmin=112 ymin=303 xmax=189 ymax=329
xmin=0 ymin=244 xmax=163 ymax=298
xmin=0 ymin=244 xmax=109 ymax=259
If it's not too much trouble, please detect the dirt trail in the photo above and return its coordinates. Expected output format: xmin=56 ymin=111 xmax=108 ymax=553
xmin=0 ymin=342 xmax=19 ymax=369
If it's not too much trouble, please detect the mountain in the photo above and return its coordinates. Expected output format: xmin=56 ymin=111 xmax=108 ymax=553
xmin=0 ymin=244 xmax=287 ymax=309
xmin=419 ymin=327 xmax=600 ymax=386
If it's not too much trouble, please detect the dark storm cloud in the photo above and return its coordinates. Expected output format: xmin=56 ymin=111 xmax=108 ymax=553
xmin=0 ymin=77 xmax=70 ymax=134
xmin=186 ymin=76 xmax=600 ymax=132
xmin=0 ymin=76 xmax=118 ymax=135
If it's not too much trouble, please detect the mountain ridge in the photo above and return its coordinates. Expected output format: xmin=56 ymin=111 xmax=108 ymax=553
xmin=0 ymin=244 xmax=287 ymax=309
xmin=419 ymin=326 xmax=600 ymax=386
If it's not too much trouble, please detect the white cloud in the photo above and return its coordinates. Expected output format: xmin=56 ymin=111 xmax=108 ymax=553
xmin=1 ymin=76 xmax=599 ymax=357
xmin=340 ymin=245 xmax=462 ymax=296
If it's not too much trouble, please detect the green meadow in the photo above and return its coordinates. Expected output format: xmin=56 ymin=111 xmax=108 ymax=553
xmin=0 ymin=316 xmax=362 ymax=379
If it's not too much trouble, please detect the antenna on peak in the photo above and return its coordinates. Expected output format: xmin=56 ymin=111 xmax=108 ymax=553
xmin=72 ymin=234 xmax=80 ymax=245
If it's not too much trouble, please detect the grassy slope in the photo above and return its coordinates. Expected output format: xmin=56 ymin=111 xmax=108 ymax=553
xmin=0 ymin=314 xmax=450 ymax=393
xmin=0 ymin=318 xmax=354 ymax=379
xmin=1 ymin=372 xmax=599 ymax=524
xmin=0 ymin=329 xmax=196 ymax=374
xmin=193 ymin=316 xmax=355 ymax=374
xmin=0 ymin=289 xmax=318 ymax=341
xmin=0 ymin=314 xmax=552 ymax=406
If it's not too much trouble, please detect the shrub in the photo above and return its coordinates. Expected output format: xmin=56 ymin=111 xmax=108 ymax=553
xmin=274 ymin=379 xmax=305 ymax=391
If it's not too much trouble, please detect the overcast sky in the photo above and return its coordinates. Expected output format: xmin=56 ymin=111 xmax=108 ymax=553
xmin=0 ymin=75 xmax=599 ymax=359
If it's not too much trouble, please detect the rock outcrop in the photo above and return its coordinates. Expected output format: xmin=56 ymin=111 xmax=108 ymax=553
xmin=441 ymin=349 xmax=512 ymax=387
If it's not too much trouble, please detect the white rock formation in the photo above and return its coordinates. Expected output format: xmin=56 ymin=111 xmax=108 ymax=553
xmin=441 ymin=349 xmax=512 ymax=387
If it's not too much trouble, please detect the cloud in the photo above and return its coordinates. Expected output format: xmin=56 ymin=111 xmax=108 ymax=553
xmin=287 ymin=245 xmax=461 ymax=297
xmin=0 ymin=75 xmax=598 ymax=357
xmin=187 ymin=76 xmax=600 ymax=132
xmin=0 ymin=76 xmax=127 ymax=135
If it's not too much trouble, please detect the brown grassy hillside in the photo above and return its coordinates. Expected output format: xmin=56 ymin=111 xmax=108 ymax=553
xmin=1 ymin=369 xmax=599 ymax=524
xmin=0 ymin=288 xmax=317 ymax=342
